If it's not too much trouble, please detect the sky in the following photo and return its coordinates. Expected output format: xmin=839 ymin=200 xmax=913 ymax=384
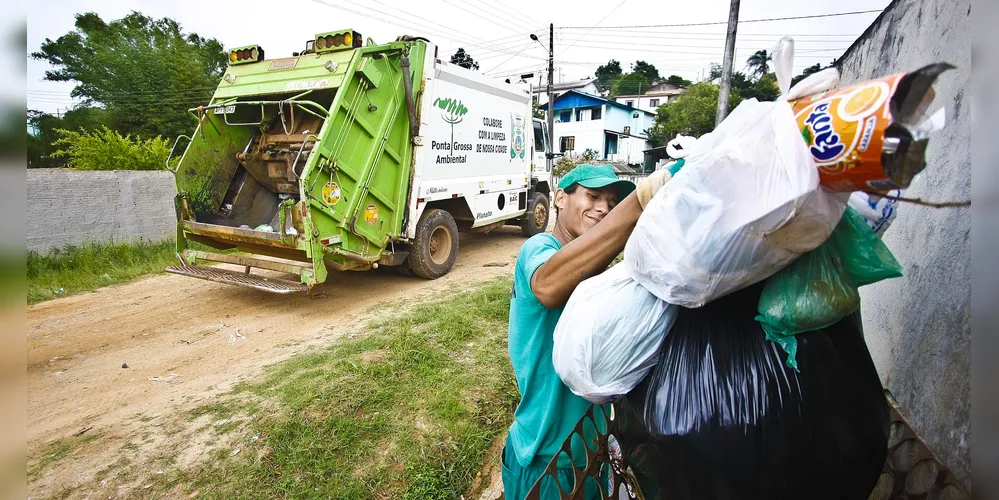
xmin=26 ymin=0 xmax=891 ymax=114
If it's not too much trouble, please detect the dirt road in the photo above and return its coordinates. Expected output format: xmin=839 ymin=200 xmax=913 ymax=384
xmin=27 ymin=227 xmax=528 ymax=496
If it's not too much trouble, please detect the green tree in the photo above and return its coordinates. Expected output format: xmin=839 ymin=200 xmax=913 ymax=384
xmin=632 ymin=61 xmax=660 ymax=85
xmin=449 ymin=48 xmax=480 ymax=70
xmin=30 ymin=12 xmax=227 ymax=141
xmin=28 ymin=107 xmax=112 ymax=168
xmin=611 ymin=72 xmax=651 ymax=97
xmin=650 ymin=83 xmax=742 ymax=142
xmin=746 ymin=49 xmax=772 ymax=77
xmin=791 ymin=63 xmax=824 ymax=88
xmin=728 ymin=71 xmax=780 ymax=102
xmin=52 ymin=126 xmax=174 ymax=171
xmin=664 ymin=75 xmax=692 ymax=87
xmin=709 ymin=63 xmax=723 ymax=80
xmin=594 ymin=59 xmax=622 ymax=93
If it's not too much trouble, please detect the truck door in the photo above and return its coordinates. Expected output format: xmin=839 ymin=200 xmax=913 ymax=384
xmin=531 ymin=118 xmax=551 ymax=180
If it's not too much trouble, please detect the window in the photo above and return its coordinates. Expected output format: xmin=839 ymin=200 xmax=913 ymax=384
xmin=592 ymin=107 xmax=602 ymax=120
xmin=560 ymin=136 xmax=575 ymax=153
xmin=650 ymin=99 xmax=660 ymax=107
xmin=576 ymin=108 xmax=591 ymax=121
xmin=625 ymin=100 xmax=634 ymax=107
xmin=559 ymin=111 xmax=571 ymax=122
xmin=533 ymin=120 xmax=546 ymax=152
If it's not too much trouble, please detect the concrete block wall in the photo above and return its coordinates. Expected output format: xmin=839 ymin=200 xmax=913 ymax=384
xmin=27 ymin=169 xmax=177 ymax=253
xmin=836 ymin=0 xmax=971 ymax=489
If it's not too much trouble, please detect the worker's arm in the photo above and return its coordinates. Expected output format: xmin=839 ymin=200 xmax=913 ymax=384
xmin=531 ymin=192 xmax=643 ymax=309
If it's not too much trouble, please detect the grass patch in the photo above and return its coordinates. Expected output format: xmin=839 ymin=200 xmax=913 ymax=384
xmin=30 ymin=432 xmax=103 ymax=479
xmin=178 ymin=277 xmax=518 ymax=499
xmin=26 ymin=240 xmax=235 ymax=304
xmin=28 ymin=240 xmax=178 ymax=304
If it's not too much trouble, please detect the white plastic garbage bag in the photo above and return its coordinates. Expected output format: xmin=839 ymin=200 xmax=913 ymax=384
xmin=553 ymin=264 xmax=678 ymax=404
xmin=624 ymin=37 xmax=848 ymax=307
xmin=784 ymin=66 xmax=840 ymax=101
xmin=848 ymin=190 xmax=903 ymax=237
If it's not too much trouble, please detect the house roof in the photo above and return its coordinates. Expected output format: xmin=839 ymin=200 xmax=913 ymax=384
xmin=551 ymin=78 xmax=598 ymax=92
xmin=648 ymin=82 xmax=685 ymax=93
xmin=615 ymin=88 xmax=686 ymax=99
xmin=531 ymin=78 xmax=598 ymax=94
xmin=610 ymin=162 xmax=639 ymax=174
xmin=540 ymin=90 xmax=655 ymax=115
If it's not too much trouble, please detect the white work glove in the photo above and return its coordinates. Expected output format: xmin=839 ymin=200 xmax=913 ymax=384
xmin=636 ymin=168 xmax=672 ymax=210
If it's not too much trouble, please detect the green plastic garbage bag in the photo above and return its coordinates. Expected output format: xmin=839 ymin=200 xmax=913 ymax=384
xmin=756 ymin=206 xmax=902 ymax=369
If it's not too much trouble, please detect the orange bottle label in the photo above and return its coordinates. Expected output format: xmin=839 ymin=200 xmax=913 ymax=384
xmin=790 ymin=73 xmax=905 ymax=192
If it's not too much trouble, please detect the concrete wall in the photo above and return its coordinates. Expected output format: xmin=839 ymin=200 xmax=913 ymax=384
xmin=614 ymin=94 xmax=680 ymax=114
xmin=608 ymin=136 xmax=650 ymax=165
xmin=837 ymin=0 xmax=971 ymax=489
xmin=552 ymin=118 xmax=605 ymax=157
xmin=27 ymin=169 xmax=178 ymax=253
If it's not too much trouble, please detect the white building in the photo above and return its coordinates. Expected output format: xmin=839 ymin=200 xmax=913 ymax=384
xmin=531 ymin=78 xmax=601 ymax=108
xmin=614 ymin=82 xmax=686 ymax=114
xmin=541 ymin=90 xmax=656 ymax=165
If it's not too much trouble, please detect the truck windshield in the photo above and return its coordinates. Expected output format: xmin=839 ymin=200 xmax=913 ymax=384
xmin=533 ymin=120 xmax=546 ymax=152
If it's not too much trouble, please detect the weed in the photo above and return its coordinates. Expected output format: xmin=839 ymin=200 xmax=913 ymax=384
xmin=30 ymin=432 xmax=103 ymax=479
xmin=28 ymin=240 xmax=177 ymax=303
xmin=181 ymin=277 xmax=518 ymax=499
xmin=28 ymin=240 xmax=228 ymax=304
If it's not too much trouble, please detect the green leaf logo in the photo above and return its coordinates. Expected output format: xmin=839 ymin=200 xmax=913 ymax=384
xmin=433 ymin=97 xmax=469 ymax=155
xmin=433 ymin=97 xmax=468 ymax=125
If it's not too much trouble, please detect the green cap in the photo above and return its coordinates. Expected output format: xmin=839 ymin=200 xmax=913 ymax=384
xmin=557 ymin=163 xmax=636 ymax=198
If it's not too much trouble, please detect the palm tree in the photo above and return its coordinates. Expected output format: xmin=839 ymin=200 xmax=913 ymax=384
xmin=746 ymin=50 xmax=772 ymax=78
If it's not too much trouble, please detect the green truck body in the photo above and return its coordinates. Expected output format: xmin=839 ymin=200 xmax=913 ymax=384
xmin=167 ymin=31 xmax=552 ymax=293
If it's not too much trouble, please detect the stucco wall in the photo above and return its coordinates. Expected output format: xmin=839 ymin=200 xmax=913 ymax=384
xmin=836 ymin=0 xmax=971 ymax=489
xmin=27 ymin=169 xmax=177 ymax=253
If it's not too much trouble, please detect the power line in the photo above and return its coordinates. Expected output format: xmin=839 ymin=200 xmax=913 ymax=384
xmin=308 ymin=0 xmax=536 ymax=60
xmin=556 ymin=0 xmax=630 ymax=57
xmin=28 ymin=88 xmax=216 ymax=98
xmin=364 ymin=0 xmax=492 ymax=46
xmin=483 ymin=43 xmax=536 ymax=74
xmin=463 ymin=0 xmax=546 ymax=35
xmin=560 ymin=8 xmax=883 ymax=29
xmin=557 ymin=30 xmax=861 ymax=37
xmin=539 ymin=37 xmax=851 ymax=51
xmin=437 ymin=0 xmax=527 ymax=36
xmin=554 ymin=32 xmax=858 ymax=42
xmin=552 ymin=43 xmax=849 ymax=55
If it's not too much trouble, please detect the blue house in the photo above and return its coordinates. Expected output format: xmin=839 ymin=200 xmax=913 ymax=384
xmin=540 ymin=90 xmax=656 ymax=165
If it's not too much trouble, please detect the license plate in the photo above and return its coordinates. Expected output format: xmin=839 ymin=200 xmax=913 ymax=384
xmin=213 ymin=105 xmax=236 ymax=115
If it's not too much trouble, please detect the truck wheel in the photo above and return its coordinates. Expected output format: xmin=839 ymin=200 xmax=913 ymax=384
xmin=408 ymin=209 xmax=459 ymax=279
xmin=521 ymin=193 xmax=550 ymax=236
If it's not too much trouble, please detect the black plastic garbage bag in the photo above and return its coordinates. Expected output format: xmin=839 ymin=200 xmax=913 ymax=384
xmin=616 ymin=282 xmax=889 ymax=500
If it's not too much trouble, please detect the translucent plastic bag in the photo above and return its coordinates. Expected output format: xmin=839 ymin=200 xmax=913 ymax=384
xmin=848 ymin=189 xmax=904 ymax=236
xmin=624 ymin=37 xmax=847 ymax=307
xmin=553 ymin=264 xmax=678 ymax=404
xmin=617 ymin=283 xmax=889 ymax=500
xmin=756 ymin=207 xmax=903 ymax=369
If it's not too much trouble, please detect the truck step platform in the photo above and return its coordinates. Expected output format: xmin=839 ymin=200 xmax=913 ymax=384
xmin=166 ymin=263 xmax=309 ymax=294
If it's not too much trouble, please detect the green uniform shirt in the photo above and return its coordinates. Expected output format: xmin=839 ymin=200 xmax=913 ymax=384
xmin=507 ymin=233 xmax=593 ymax=468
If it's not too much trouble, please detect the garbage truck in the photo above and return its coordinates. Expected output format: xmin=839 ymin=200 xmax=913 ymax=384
xmin=165 ymin=29 xmax=553 ymax=293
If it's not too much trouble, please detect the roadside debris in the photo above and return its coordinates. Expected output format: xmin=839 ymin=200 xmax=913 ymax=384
xmin=229 ymin=329 xmax=246 ymax=345
xmin=147 ymin=373 xmax=181 ymax=383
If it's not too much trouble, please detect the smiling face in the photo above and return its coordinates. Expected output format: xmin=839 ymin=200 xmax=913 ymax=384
xmin=553 ymin=184 xmax=621 ymax=242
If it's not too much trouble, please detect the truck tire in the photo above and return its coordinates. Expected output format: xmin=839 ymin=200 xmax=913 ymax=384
xmin=407 ymin=209 xmax=459 ymax=279
xmin=521 ymin=193 xmax=550 ymax=236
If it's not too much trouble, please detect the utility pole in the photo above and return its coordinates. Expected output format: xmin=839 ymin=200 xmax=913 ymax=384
xmin=548 ymin=23 xmax=555 ymax=163
xmin=715 ymin=0 xmax=741 ymax=126
xmin=531 ymin=25 xmax=556 ymax=164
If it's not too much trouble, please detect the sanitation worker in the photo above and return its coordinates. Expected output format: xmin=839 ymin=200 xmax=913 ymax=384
xmin=502 ymin=163 xmax=671 ymax=499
